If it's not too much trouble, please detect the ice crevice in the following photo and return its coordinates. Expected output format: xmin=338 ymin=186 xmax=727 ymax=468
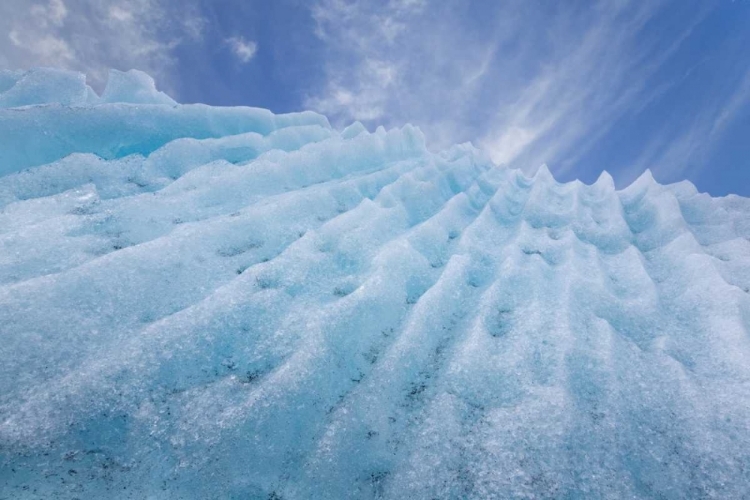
xmin=1 ymin=68 xmax=750 ymax=499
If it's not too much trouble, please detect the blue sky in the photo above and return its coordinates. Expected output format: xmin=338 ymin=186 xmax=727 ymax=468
xmin=1 ymin=0 xmax=749 ymax=196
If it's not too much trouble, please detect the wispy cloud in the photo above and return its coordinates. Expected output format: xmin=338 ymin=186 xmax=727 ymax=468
xmin=225 ymin=36 xmax=258 ymax=64
xmin=624 ymin=66 xmax=750 ymax=184
xmin=304 ymin=0 xmax=722 ymax=181
xmin=482 ymin=1 xmax=717 ymax=176
xmin=0 ymin=0 xmax=205 ymax=92
xmin=709 ymin=68 xmax=750 ymax=140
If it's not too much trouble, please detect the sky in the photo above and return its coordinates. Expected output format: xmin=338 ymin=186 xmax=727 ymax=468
xmin=1 ymin=0 xmax=749 ymax=196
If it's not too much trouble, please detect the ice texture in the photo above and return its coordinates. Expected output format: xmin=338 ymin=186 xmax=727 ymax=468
xmin=1 ymin=69 xmax=750 ymax=499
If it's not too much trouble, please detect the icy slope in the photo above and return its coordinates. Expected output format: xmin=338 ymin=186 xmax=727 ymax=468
xmin=1 ymin=68 xmax=750 ymax=499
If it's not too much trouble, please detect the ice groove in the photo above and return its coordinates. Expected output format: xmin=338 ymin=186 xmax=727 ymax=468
xmin=2 ymin=70 xmax=750 ymax=499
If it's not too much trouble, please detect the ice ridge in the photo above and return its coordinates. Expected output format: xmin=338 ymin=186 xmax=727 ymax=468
xmin=1 ymin=69 xmax=750 ymax=499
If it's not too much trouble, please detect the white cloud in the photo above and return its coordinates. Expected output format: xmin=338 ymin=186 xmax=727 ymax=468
xmin=109 ymin=6 xmax=134 ymax=22
xmin=225 ymin=36 xmax=258 ymax=64
xmin=8 ymin=30 xmax=75 ymax=63
xmin=30 ymin=0 xmax=68 ymax=27
xmin=481 ymin=126 xmax=538 ymax=166
xmin=308 ymin=58 xmax=398 ymax=121
xmin=0 ymin=0 xmax=205 ymax=93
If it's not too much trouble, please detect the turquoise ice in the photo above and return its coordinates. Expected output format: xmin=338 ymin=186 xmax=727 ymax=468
xmin=1 ymin=68 xmax=750 ymax=499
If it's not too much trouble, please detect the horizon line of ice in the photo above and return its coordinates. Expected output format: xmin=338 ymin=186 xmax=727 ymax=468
xmin=0 ymin=67 xmax=714 ymax=199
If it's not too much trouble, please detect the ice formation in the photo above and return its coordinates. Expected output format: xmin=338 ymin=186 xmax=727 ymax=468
xmin=1 ymin=68 xmax=750 ymax=499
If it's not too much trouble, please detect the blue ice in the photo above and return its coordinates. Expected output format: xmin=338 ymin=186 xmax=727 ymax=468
xmin=1 ymin=68 xmax=750 ymax=499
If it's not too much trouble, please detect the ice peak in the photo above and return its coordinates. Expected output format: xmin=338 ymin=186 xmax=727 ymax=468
xmin=100 ymin=69 xmax=176 ymax=106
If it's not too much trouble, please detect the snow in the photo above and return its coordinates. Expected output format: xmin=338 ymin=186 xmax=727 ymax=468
xmin=1 ymin=68 xmax=750 ymax=499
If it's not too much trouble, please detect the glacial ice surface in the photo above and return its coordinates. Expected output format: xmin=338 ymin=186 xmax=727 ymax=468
xmin=1 ymin=68 xmax=750 ymax=499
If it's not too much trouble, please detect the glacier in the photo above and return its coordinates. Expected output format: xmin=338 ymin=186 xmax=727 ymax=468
xmin=1 ymin=68 xmax=750 ymax=499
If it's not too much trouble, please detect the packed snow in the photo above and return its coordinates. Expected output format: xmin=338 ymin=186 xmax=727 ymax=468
xmin=1 ymin=68 xmax=750 ymax=499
